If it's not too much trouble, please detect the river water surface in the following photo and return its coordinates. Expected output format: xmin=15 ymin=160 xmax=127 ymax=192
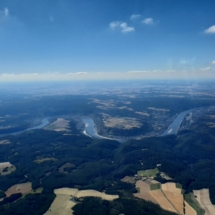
xmin=0 ymin=108 xmax=194 ymax=140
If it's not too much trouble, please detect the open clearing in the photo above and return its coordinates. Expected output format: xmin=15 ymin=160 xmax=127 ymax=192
xmin=137 ymin=168 xmax=158 ymax=177
xmin=134 ymin=180 xmax=158 ymax=204
xmin=0 ymin=140 xmax=10 ymax=144
xmin=148 ymin=107 xmax=170 ymax=112
xmin=90 ymin=98 xmax=116 ymax=108
xmin=135 ymin=111 xmax=150 ymax=117
xmin=118 ymin=106 xmax=134 ymax=111
xmin=45 ymin=194 xmax=76 ymax=215
xmin=193 ymin=189 xmax=215 ymax=215
xmin=121 ymin=176 xmax=136 ymax=184
xmin=59 ymin=162 xmax=76 ymax=173
xmin=103 ymin=115 xmax=143 ymax=130
xmin=45 ymin=118 xmax=70 ymax=132
xmin=0 ymin=162 xmax=16 ymax=175
xmin=45 ymin=188 xmax=119 ymax=215
xmin=101 ymin=113 xmax=142 ymax=130
xmin=76 ymin=190 xmax=118 ymax=200
xmin=34 ymin=157 xmax=57 ymax=164
xmin=5 ymin=182 xmax=32 ymax=197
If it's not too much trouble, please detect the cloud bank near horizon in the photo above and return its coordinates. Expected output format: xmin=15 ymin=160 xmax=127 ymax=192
xmin=1 ymin=69 xmax=215 ymax=82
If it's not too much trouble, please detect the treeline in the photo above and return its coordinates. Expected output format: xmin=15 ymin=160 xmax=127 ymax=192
xmin=0 ymin=193 xmax=55 ymax=215
xmin=73 ymin=197 xmax=177 ymax=215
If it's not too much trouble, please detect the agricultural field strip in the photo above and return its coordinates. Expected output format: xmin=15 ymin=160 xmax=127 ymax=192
xmin=5 ymin=182 xmax=32 ymax=197
xmin=149 ymin=190 xmax=178 ymax=213
xmin=184 ymin=201 xmax=197 ymax=215
xmin=161 ymin=183 xmax=183 ymax=214
xmin=193 ymin=189 xmax=215 ymax=215
xmin=45 ymin=188 xmax=119 ymax=215
xmin=45 ymin=194 xmax=74 ymax=215
xmin=134 ymin=180 xmax=157 ymax=204
xmin=160 ymin=189 xmax=182 ymax=214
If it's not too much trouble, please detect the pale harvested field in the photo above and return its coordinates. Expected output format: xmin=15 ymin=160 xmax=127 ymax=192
xmin=150 ymin=190 xmax=178 ymax=213
xmin=54 ymin=188 xmax=78 ymax=196
xmin=161 ymin=183 xmax=182 ymax=194
xmin=207 ymin=115 xmax=215 ymax=119
xmin=148 ymin=107 xmax=170 ymax=112
xmin=45 ymin=194 xmax=76 ymax=215
xmin=185 ymin=201 xmax=197 ymax=215
xmin=206 ymin=122 xmax=215 ymax=128
xmin=121 ymin=176 xmax=136 ymax=184
xmin=134 ymin=180 xmax=157 ymax=204
xmin=118 ymin=106 xmax=134 ymax=111
xmin=161 ymin=183 xmax=183 ymax=214
xmin=45 ymin=188 xmax=118 ymax=215
xmin=5 ymin=182 xmax=32 ymax=197
xmin=160 ymin=172 xmax=172 ymax=180
xmin=193 ymin=189 xmax=215 ymax=215
xmin=103 ymin=116 xmax=142 ymax=129
xmin=0 ymin=140 xmax=10 ymax=144
xmin=76 ymin=190 xmax=119 ymax=201
xmin=163 ymin=191 xmax=184 ymax=214
xmin=45 ymin=118 xmax=70 ymax=132
xmin=0 ymin=162 xmax=16 ymax=175
xmin=135 ymin=112 xmax=150 ymax=117
xmin=34 ymin=157 xmax=57 ymax=164
xmin=90 ymin=99 xmax=116 ymax=107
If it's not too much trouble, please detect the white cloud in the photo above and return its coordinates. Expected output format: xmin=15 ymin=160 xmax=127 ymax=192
xmin=205 ymin=25 xmax=215 ymax=34
xmin=127 ymin=70 xmax=149 ymax=74
xmin=109 ymin=21 xmax=120 ymax=30
xmin=212 ymin=60 xmax=215 ymax=65
xmin=2 ymin=69 xmax=215 ymax=82
xmin=120 ymin=22 xmax=134 ymax=33
xmin=67 ymin=72 xmax=89 ymax=75
xmin=142 ymin=18 xmax=154 ymax=25
xmin=130 ymin=14 xmax=141 ymax=20
xmin=109 ymin=21 xmax=134 ymax=33
xmin=201 ymin=67 xmax=212 ymax=71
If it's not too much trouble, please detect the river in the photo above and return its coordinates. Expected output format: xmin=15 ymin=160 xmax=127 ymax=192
xmin=0 ymin=118 xmax=50 ymax=137
xmin=161 ymin=109 xmax=194 ymax=136
xmin=81 ymin=117 xmax=125 ymax=143
xmin=0 ymin=108 xmax=193 ymax=140
xmin=81 ymin=109 xmax=195 ymax=141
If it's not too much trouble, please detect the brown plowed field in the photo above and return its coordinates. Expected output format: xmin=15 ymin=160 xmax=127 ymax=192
xmin=134 ymin=180 xmax=157 ymax=204
xmin=163 ymin=191 xmax=184 ymax=214
xmin=150 ymin=190 xmax=178 ymax=213
xmin=5 ymin=182 xmax=32 ymax=197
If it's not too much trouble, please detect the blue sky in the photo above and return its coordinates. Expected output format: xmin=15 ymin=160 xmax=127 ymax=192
xmin=0 ymin=0 xmax=215 ymax=81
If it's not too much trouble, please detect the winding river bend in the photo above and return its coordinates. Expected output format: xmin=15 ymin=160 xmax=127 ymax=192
xmin=81 ymin=109 xmax=195 ymax=141
xmin=0 ymin=118 xmax=49 ymax=137
xmin=0 ymin=108 xmax=194 ymax=141
xmin=81 ymin=117 xmax=125 ymax=143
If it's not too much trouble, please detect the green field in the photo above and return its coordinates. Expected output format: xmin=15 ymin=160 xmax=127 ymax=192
xmin=150 ymin=183 xmax=161 ymax=190
xmin=176 ymin=183 xmax=182 ymax=189
xmin=136 ymin=187 xmax=140 ymax=193
xmin=184 ymin=193 xmax=205 ymax=215
xmin=137 ymin=168 xmax=158 ymax=177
